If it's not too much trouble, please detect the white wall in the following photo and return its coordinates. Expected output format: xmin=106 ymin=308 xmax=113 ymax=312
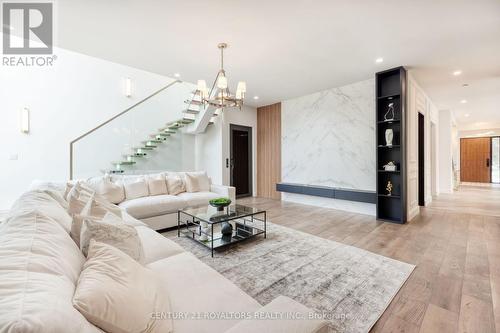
xmin=406 ymin=72 xmax=440 ymax=220
xmin=0 ymin=46 xmax=195 ymax=209
xmin=438 ymin=110 xmax=454 ymax=193
xmin=281 ymin=79 xmax=376 ymax=216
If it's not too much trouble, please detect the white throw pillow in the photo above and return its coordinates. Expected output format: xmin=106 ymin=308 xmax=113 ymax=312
xmin=73 ymin=240 xmax=173 ymax=333
xmin=165 ymin=176 xmax=185 ymax=196
xmin=147 ymin=173 xmax=168 ymax=196
xmin=70 ymin=192 xmax=96 ymax=246
xmin=79 ymin=213 xmax=144 ymax=263
xmin=123 ymin=177 xmax=149 ymax=200
xmin=185 ymin=171 xmax=210 ymax=192
xmin=67 ymin=183 xmax=95 ymax=216
xmin=86 ymin=174 xmax=125 ymax=204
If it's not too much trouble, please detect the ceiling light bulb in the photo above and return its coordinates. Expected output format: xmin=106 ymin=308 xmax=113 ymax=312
xmin=197 ymin=80 xmax=207 ymax=91
xmin=375 ymin=58 xmax=384 ymax=63
xmin=217 ymin=76 xmax=227 ymax=89
xmin=237 ymin=81 xmax=246 ymax=93
xmin=253 ymin=96 xmax=259 ymax=100
xmin=460 ymin=99 xmax=467 ymax=104
xmin=174 ymin=73 xmax=181 ymax=78
xmin=453 ymin=70 xmax=462 ymax=76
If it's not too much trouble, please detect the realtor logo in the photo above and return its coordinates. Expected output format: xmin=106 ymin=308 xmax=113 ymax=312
xmin=2 ymin=2 xmax=53 ymax=54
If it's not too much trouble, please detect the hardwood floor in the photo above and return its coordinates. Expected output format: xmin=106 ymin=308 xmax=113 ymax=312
xmin=238 ymin=184 xmax=500 ymax=333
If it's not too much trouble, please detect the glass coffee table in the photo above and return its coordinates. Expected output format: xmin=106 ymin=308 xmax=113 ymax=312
xmin=177 ymin=204 xmax=266 ymax=257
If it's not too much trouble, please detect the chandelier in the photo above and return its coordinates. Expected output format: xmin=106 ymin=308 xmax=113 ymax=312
xmin=195 ymin=43 xmax=246 ymax=111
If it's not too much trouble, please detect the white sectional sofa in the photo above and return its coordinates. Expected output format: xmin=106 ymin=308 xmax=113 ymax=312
xmin=86 ymin=171 xmax=236 ymax=231
xmin=0 ymin=186 xmax=329 ymax=333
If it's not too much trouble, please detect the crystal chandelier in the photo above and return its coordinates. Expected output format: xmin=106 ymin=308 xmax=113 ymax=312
xmin=195 ymin=43 xmax=246 ymax=111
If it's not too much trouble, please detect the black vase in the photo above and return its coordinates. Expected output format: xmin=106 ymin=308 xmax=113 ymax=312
xmin=221 ymin=222 xmax=233 ymax=236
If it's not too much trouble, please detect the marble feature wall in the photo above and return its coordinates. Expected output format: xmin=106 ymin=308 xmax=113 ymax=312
xmin=282 ymin=79 xmax=376 ymax=192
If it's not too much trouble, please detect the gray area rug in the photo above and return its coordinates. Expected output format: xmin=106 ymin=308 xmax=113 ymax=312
xmin=164 ymin=222 xmax=415 ymax=333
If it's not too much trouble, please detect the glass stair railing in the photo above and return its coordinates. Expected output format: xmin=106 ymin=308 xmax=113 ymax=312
xmin=70 ymin=79 xmax=214 ymax=179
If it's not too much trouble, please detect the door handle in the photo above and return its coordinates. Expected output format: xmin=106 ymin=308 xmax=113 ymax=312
xmin=487 ymin=158 xmax=490 ymax=167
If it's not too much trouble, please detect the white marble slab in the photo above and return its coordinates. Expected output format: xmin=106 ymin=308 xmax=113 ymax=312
xmin=282 ymin=78 xmax=375 ymax=191
xmin=281 ymin=79 xmax=376 ymax=215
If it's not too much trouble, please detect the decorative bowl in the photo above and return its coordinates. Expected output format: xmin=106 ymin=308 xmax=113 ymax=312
xmin=209 ymin=198 xmax=232 ymax=211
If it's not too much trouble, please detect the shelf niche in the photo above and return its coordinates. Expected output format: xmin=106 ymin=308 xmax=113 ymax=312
xmin=376 ymin=67 xmax=407 ymax=224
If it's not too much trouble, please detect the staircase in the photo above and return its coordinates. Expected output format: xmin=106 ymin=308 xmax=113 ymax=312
xmin=70 ymin=81 xmax=218 ymax=179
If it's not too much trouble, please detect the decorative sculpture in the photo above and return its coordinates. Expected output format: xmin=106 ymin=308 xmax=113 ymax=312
xmin=383 ymin=161 xmax=397 ymax=171
xmin=386 ymin=181 xmax=393 ymax=196
xmin=385 ymin=129 xmax=394 ymax=146
xmin=384 ymin=102 xmax=395 ymax=121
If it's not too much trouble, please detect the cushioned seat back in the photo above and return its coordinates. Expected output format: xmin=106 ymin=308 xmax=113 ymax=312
xmin=0 ymin=191 xmax=102 ymax=333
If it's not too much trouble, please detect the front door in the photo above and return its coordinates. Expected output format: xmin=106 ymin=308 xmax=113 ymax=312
xmin=230 ymin=124 xmax=253 ymax=197
xmin=460 ymin=137 xmax=491 ymax=183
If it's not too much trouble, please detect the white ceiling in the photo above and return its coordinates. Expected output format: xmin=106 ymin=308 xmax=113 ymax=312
xmin=53 ymin=0 xmax=500 ymax=130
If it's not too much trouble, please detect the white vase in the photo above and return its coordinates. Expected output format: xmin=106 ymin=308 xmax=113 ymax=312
xmin=385 ymin=129 xmax=394 ymax=146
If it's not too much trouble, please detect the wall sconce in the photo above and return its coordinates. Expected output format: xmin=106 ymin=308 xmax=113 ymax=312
xmin=125 ymin=78 xmax=132 ymax=97
xmin=20 ymin=107 xmax=30 ymax=134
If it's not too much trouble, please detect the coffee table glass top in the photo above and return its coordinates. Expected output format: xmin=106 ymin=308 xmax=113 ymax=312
xmin=180 ymin=204 xmax=265 ymax=224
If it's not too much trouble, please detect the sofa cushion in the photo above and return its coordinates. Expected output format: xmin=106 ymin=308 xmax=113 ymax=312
xmin=166 ymin=175 xmax=185 ymax=195
xmin=147 ymin=173 xmax=168 ymax=196
xmin=185 ymin=171 xmax=210 ymax=193
xmin=119 ymin=194 xmax=187 ymax=219
xmin=0 ymin=211 xmax=101 ymax=333
xmin=224 ymin=295 xmax=329 ymax=333
xmin=73 ymin=240 xmax=173 ymax=333
xmin=135 ymin=226 xmax=184 ymax=264
xmin=10 ymin=190 xmax=73 ymax=233
xmin=148 ymin=252 xmax=261 ymax=333
xmin=177 ymin=191 xmax=219 ymax=208
xmin=123 ymin=176 xmax=149 ymax=200
xmin=80 ymin=214 xmax=144 ymax=263
xmin=86 ymin=174 xmax=125 ymax=204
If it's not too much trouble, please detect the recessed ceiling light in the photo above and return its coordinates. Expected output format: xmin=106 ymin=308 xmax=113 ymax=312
xmin=453 ymin=70 xmax=462 ymax=76
xmin=460 ymin=99 xmax=467 ymax=104
xmin=253 ymin=96 xmax=259 ymax=100
xmin=464 ymin=113 xmax=470 ymax=117
xmin=375 ymin=58 xmax=384 ymax=64
xmin=173 ymin=73 xmax=181 ymax=78
xmin=462 ymin=83 xmax=469 ymax=87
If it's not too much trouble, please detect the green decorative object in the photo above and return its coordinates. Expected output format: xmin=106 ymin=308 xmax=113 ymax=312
xmin=209 ymin=198 xmax=232 ymax=211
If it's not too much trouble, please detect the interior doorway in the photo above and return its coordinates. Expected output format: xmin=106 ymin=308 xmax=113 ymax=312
xmin=460 ymin=137 xmax=491 ymax=183
xmin=230 ymin=124 xmax=253 ymax=198
xmin=418 ymin=113 xmax=425 ymax=206
xmin=492 ymin=137 xmax=500 ymax=183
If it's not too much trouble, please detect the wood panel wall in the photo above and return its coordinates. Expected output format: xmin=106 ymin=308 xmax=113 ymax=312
xmin=257 ymin=103 xmax=281 ymax=199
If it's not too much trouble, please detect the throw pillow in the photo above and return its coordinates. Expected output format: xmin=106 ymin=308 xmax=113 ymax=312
xmin=79 ymin=213 xmax=144 ymax=263
xmin=68 ymin=182 xmax=122 ymax=218
xmin=70 ymin=193 xmax=95 ymax=245
xmin=184 ymin=171 xmax=210 ymax=192
xmin=73 ymin=240 xmax=173 ymax=333
xmin=147 ymin=173 xmax=168 ymax=196
xmin=165 ymin=176 xmax=185 ymax=195
xmin=86 ymin=174 xmax=125 ymax=204
xmin=123 ymin=177 xmax=149 ymax=200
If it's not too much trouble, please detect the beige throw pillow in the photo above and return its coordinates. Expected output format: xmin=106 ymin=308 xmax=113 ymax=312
xmin=184 ymin=171 xmax=210 ymax=192
xmin=86 ymin=174 xmax=125 ymax=204
xmin=123 ymin=177 xmax=149 ymax=200
xmin=79 ymin=213 xmax=144 ymax=263
xmin=73 ymin=240 xmax=173 ymax=333
xmin=165 ymin=176 xmax=185 ymax=196
xmin=147 ymin=173 xmax=168 ymax=196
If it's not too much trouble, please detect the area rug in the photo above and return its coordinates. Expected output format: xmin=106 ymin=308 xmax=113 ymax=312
xmin=164 ymin=222 xmax=415 ymax=333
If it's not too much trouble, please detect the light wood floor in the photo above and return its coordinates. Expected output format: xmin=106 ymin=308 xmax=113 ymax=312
xmin=238 ymin=184 xmax=500 ymax=333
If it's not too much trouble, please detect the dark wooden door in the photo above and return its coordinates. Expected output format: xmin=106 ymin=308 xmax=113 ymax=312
xmin=230 ymin=124 xmax=253 ymax=197
xmin=460 ymin=137 xmax=491 ymax=183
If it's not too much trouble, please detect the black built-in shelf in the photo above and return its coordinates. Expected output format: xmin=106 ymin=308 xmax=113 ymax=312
xmin=376 ymin=67 xmax=407 ymax=224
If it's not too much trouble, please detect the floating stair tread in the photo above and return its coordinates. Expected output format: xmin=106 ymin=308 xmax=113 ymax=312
xmin=112 ymin=161 xmax=136 ymax=165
